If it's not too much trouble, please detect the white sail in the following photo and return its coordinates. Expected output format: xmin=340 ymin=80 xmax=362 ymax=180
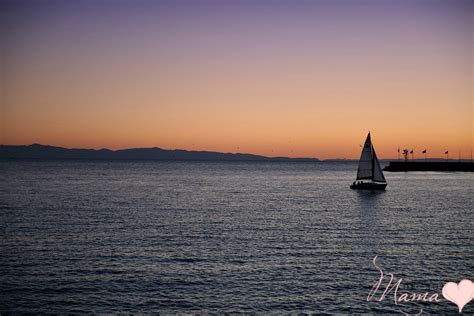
xmin=372 ymin=148 xmax=386 ymax=182
xmin=356 ymin=133 xmax=374 ymax=179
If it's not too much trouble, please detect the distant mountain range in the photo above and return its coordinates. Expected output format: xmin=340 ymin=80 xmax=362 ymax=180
xmin=0 ymin=144 xmax=320 ymax=161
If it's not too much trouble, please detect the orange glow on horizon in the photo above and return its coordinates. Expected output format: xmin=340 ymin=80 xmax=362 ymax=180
xmin=1 ymin=1 xmax=472 ymax=159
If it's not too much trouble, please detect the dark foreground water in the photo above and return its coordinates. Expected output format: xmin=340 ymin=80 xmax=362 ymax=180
xmin=0 ymin=160 xmax=472 ymax=314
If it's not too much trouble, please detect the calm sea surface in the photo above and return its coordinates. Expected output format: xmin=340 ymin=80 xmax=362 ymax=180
xmin=0 ymin=160 xmax=472 ymax=314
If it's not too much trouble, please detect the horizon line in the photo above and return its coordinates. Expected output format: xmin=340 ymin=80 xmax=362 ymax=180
xmin=1 ymin=143 xmax=472 ymax=161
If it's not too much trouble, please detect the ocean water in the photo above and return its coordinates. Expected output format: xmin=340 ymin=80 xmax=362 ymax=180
xmin=0 ymin=160 xmax=472 ymax=314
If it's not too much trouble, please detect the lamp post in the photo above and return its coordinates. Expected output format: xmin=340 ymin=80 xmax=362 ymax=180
xmin=403 ymin=149 xmax=409 ymax=162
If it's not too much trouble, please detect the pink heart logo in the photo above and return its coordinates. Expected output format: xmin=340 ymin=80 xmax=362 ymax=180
xmin=442 ymin=279 xmax=474 ymax=313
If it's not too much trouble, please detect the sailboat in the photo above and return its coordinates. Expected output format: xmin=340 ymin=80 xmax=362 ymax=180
xmin=350 ymin=132 xmax=387 ymax=190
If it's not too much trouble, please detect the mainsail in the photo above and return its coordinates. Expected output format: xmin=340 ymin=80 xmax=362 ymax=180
xmin=356 ymin=132 xmax=386 ymax=182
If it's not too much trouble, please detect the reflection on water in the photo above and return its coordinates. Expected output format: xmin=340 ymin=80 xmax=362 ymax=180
xmin=0 ymin=161 xmax=472 ymax=313
xmin=355 ymin=189 xmax=385 ymax=207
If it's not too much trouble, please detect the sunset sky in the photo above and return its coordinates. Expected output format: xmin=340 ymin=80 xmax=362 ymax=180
xmin=1 ymin=0 xmax=472 ymax=159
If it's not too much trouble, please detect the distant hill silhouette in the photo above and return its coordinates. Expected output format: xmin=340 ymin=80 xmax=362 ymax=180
xmin=0 ymin=144 xmax=319 ymax=161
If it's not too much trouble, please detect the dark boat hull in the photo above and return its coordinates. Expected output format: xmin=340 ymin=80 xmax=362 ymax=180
xmin=350 ymin=182 xmax=387 ymax=190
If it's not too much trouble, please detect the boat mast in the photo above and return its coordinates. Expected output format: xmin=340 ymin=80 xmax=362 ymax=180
xmin=371 ymin=145 xmax=375 ymax=181
xmin=369 ymin=132 xmax=374 ymax=181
